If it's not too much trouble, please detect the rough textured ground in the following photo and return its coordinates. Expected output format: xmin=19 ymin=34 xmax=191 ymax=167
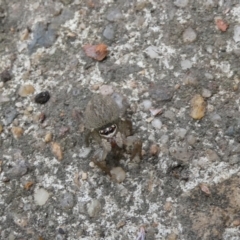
xmin=1 ymin=0 xmax=240 ymax=239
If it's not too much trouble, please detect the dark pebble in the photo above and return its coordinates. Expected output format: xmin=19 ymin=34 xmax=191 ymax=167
xmin=150 ymin=85 xmax=174 ymax=102
xmin=35 ymin=91 xmax=50 ymax=104
xmin=1 ymin=69 xmax=12 ymax=82
xmin=58 ymin=228 xmax=65 ymax=234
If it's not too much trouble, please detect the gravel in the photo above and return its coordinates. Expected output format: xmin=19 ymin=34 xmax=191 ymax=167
xmin=1 ymin=1 xmax=240 ymax=240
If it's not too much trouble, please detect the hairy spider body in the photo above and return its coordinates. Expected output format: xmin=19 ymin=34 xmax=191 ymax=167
xmin=83 ymin=93 xmax=141 ymax=176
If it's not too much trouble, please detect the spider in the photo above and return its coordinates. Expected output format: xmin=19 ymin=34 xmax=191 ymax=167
xmin=83 ymin=93 xmax=142 ymax=175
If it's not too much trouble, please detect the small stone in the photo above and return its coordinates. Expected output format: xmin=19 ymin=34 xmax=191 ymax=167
xmin=34 ymin=188 xmax=50 ymax=206
xmin=0 ymin=69 xmax=12 ymax=82
xmin=233 ymin=25 xmax=240 ymax=42
xmin=89 ymin=161 xmax=95 ymax=168
xmin=150 ymin=86 xmax=174 ymax=102
xmin=0 ymin=124 xmax=3 ymax=133
xmin=4 ymin=107 xmax=18 ymax=125
xmin=44 ymin=132 xmax=53 ymax=143
xmin=87 ymin=199 xmax=101 ymax=218
xmin=142 ymin=100 xmax=152 ymax=110
xmin=15 ymin=102 xmax=23 ymax=108
xmin=20 ymin=28 xmax=30 ymax=41
xmin=199 ymin=183 xmax=211 ymax=195
xmin=99 ymin=85 xmax=114 ymax=95
xmin=164 ymin=110 xmax=175 ymax=120
xmin=26 ymin=106 xmax=33 ymax=112
xmin=167 ymin=232 xmax=178 ymax=240
xmin=82 ymin=172 xmax=88 ymax=180
xmin=149 ymin=144 xmax=160 ymax=156
xmin=149 ymin=108 xmax=163 ymax=116
xmin=79 ymin=148 xmax=91 ymax=158
xmin=175 ymin=128 xmax=187 ymax=139
xmin=190 ymin=94 xmax=206 ymax=120
xmin=205 ymin=149 xmax=219 ymax=162
xmin=144 ymin=46 xmax=160 ymax=59
xmin=232 ymin=219 xmax=240 ymax=227
xmin=51 ymin=142 xmax=63 ymax=160
xmin=103 ymin=24 xmax=115 ymax=40
xmin=182 ymin=74 xmax=198 ymax=85
xmin=181 ymin=59 xmax=192 ymax=70
xmin=174 ymin=0 xmax=188 ymax=8
xmin=161 ymin=135 xmax=169 ymax=144
xmin=106 ymin=8 xmax=123 ymax=21
xmin=60 ymin=192 xmax=74 ymax=209
xmin=169 ymin=146 xmax=193 ymax=162
xmin=18 ymin=84 xmax=35 ymax=97
xmin=202 ymin=88 xmax=212 ymax=98
xmin=11 ymin=127 xmax=24 ymax=139
xmin=183 ymin=27 xmax=197 ymax=43
xmin=164 ymin=201 xmax=172 ymax=212
xmin=5 ymin=160 xmax=28 ymax=179
xmin=110 ymin=167 xmax=126 ymax=183
xmin=116 ymin=220 xmax=126 ymax=229
xmin=187 ymin=135 xmax=196 ymax=145
xmin=151 ymin=118 xmax=162 ymax=129
xmin=209 ymin=113 xmax=221 ymax=124
xmin=34 ymin=91 xmax=50 ymax=104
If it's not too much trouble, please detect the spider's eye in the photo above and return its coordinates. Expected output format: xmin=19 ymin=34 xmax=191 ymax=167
xmin=99 ymin=124 xmax=117 ymax=138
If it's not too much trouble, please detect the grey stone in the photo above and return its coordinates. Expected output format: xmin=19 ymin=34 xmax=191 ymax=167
xmin=60 ymin=192 xmax=75 ymax=209
xmin=103 ymin=24 xmax=115 ymax=40
xmin=5 ymin=160 xmax=28 ymax=179
xmin=106 ymin=8 xmax=123 ymax=22
xmin=4 ymin=107 xmax=18 ymax=125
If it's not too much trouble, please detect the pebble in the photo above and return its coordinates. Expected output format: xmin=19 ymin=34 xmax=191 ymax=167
xmin=161 ymin=135 xmax=169 ymax=144
xmin=205 ymin=73 xmax=214 ymax=80
xmin=0 ymin=124 xmax=3 ymax=133
xmin=167 ymin=232 xmax=178 ymax=240
xmin=5 ymin=160 xmax=28 ymax=179
xmin=28 ymin=22 xmax=58 ymax=54
xmin=187 ymin=135 xmax=196 ymax=145
xmin=169 ymin=146 xmax=193 ymax=162
xmin=18 ymin=84 xmax=35 ymax=97
xmin=0 ymin=69 xmax=12 ymax=82
xmin=34 ymin=188 xmax=50 ymax=206
xmin=15 ymin=102 xmax=23 ymax=108
xmin=190 ymin=94 xmax=206 ymax=120
xmin=60 ymin=192 xmax=74 ymax=209
xmin=51 ymin=142 xmax=63 ymax=160
xmin=0 ymin=94 xmax=10 ymax=103
xmin=99 ymin=85 xmax=114 ymax=95
xmin=11 ymin=127 xmax=24 ymax=139
xmin=79 ymin=148 xmax=91 ymax=158
xmin=151 ymin=118 xmax=162 ymax=129
xmin=4 ymin=107 xmax=18 ymax=125
xmin=34 ymin=91 xmax=50 ymax=104
xmin=175 ymin=128 xmax=187 ymax=139
xmin=209 ymin=113 xmax=221 ymax=124
xmin=233 ymin=25 xmax=240 ymax=42
xmin=150 ymin=86 xmax=174 ymax=102
xmin=205 ymin=149 xmax=219 ymax=162
xmin=44 ymin=132 xmax=53 ymax=143
xmin=202 ymin=88 xmax=212 ymax=98
xmin=110 ymin=167 xmax=126 ymax=183
xmin=82 ymin=172 xmax=88 ymax=180
xmin=87 ymin=199 xmax=101 ymax=218
xmin=149 ymin=144 xmax=160 ymax=156
xmin=103 ymin=24 xmax=115 ymax=40
xmin=0 ymin=81 xmax=3 ymax=88
xmin=181 ymin=59 xmax=192 ymax=70
xmin=182 ymin=74 xmax=198 ymax=85
xmin=26 ymin=106 xmax=33 ymax=112
xmin=164 ymin=110 xmax=175 ymax=120
xmin=144 ymin=46 xmax=160 ymax=59
xmin=182 ymin=27 xmax=197 ymax=43
xmin=229 ymin=155 xmax=240 ymax=165
xmin=174 ymin=0 xmax=188 ymax=8
xmin=149 ymin=108 xmax=163 ymax=116
xmin=106 ymin=8 xmax=123 ymax=21
xmin=142 ymin=99 xmax=152 ymax=110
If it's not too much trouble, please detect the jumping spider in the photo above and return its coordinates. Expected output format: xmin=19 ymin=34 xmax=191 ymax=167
xmin=84 ymin=93 xmax=142 ymax=176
